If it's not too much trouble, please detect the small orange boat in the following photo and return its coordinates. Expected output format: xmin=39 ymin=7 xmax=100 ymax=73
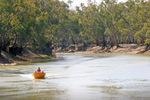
xmin=33 ymin=72 xmax=46 ymax=79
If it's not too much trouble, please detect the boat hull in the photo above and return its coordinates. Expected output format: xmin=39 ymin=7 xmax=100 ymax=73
xmin=33 ymin=72 xmax=46 ymax=79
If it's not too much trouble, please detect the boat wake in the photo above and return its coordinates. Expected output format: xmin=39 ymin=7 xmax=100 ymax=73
xmin=20 ymin=73 xmax=62 ymax=79
xmin=20 ymin=74 xmax=34 ymax=79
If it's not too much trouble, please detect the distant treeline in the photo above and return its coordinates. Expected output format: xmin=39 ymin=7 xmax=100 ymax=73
xmin=0 ymin=0 xmax=150 ymax=55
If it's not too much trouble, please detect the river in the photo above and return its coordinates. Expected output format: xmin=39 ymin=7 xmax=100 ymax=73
xmin=0 ymin=54 xmax=150 ymax=100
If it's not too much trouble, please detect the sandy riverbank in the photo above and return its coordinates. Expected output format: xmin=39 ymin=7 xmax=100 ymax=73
xmin=56 ymin=44 xmax=150 ymax=55
xmin=1 ymin=44 xmax=150 ymax=65
xmin=0 ymin=49 xmax=53 ymax=66
xmin=85 ymin=44 xmax=150 ymax=54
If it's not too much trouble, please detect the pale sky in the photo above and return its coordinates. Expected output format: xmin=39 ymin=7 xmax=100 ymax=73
xmin=60 ymin=0 xmax=101 ymax=9
xmin=60 ymin=0 xmax=127 ymax=9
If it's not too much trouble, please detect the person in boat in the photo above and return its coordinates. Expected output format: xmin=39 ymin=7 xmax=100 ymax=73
xmin=37 ymin=67 xmax=41 ymax=72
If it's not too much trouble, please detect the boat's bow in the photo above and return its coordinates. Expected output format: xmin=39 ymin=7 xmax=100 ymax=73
xmin=33 ymin=72 xmax=46 ymax=79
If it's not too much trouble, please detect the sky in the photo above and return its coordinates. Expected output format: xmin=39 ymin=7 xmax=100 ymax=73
xmin=60 ymin=0 xmax=101 ymax=9
xmin=60 ymin=0 xmax=127 ymax=9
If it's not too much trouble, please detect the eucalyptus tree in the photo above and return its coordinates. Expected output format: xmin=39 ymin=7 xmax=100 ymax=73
xmin=43 ymin=0 xmax=69 ymax=47
xmin=135 ymin=0 xmax=150 ymax=45
xmin=0 ymin=0 xmax=12 ymax=53
xmin=78 ymin=1 xmax=106 ymax=46
xmin=64 ymin=10 xmax=81 ymax=45
xmin=28 ymin=0 xmax=70 ymax=52
xmin=116 ymin=0 xmax=141 ymax=44
xmin=117 ymin=0 xmax=150 ymax=45
xmin=0 ymin=0 xmax=69 ymax=55
xmin=0 ymin=0 xmax=37 ymax=55
xmin=98 ymin=0 xmax=123 ymax=47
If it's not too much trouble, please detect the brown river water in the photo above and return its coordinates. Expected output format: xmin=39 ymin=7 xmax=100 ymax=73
xmin=0 ymin=54 xmax=150 ymax=100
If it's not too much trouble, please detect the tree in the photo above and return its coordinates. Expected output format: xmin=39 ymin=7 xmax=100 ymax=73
xmin=78 ymin=2 xmax=106 ymax=46
xmin=99 ymin=0 xmax=123 ymax=47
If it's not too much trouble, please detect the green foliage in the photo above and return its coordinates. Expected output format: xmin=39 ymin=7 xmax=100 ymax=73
xmin=145 ymin=39 xmax=150 ymax=45
xmin=1 ymin=0 xmax=150 ymax=54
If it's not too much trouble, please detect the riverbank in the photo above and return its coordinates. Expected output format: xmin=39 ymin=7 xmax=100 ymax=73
xmin=1 ymin=44 xmax=150 ymax=65
xmin=56 ymin=44 xmax=150 ymax=55
xmin=85 ymin=44 xmax=150 ymax=54
xmin=0 ymin=49 xmax=53 ymax=66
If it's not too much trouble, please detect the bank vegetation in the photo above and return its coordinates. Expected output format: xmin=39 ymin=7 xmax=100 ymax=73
xmin=0 ymin=0 xmax=150 ymax=64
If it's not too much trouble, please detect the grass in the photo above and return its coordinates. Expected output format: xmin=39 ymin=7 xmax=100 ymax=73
xmin=16 ymin=56 xmax=53 ymax=65
xmin=34 ymin=56 xmax=53 ymax=60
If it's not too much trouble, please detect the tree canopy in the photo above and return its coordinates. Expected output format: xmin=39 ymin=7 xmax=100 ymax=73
xmin=0 ymin=0 xmax=150 ymax=55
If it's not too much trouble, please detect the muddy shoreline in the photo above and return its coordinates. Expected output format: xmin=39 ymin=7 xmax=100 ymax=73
xmin=0 ymin=49 xmax=54 ymax=66
xmin=1 ymin=44 xmax=150 ymax=65
xmin=56 ymin=44 xmax=150 ymax=54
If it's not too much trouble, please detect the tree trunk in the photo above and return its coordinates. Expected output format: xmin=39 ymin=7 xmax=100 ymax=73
xmin=44 ymin=0 xmax=48 ymax=12
xmin=102 ymin=33 xmax=106 ymax=47
xmin=9 ymin=46 xmax=23 ymax=56
xmin=95 ymin=39 xmax=100 ymax=46
xmin=40 ymin=0 xmax=43 ymax=12
xmin=0 ymin=47 xmax=2 ymax=55
xmin=111 ymin=28 xmax=119 ymax=47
